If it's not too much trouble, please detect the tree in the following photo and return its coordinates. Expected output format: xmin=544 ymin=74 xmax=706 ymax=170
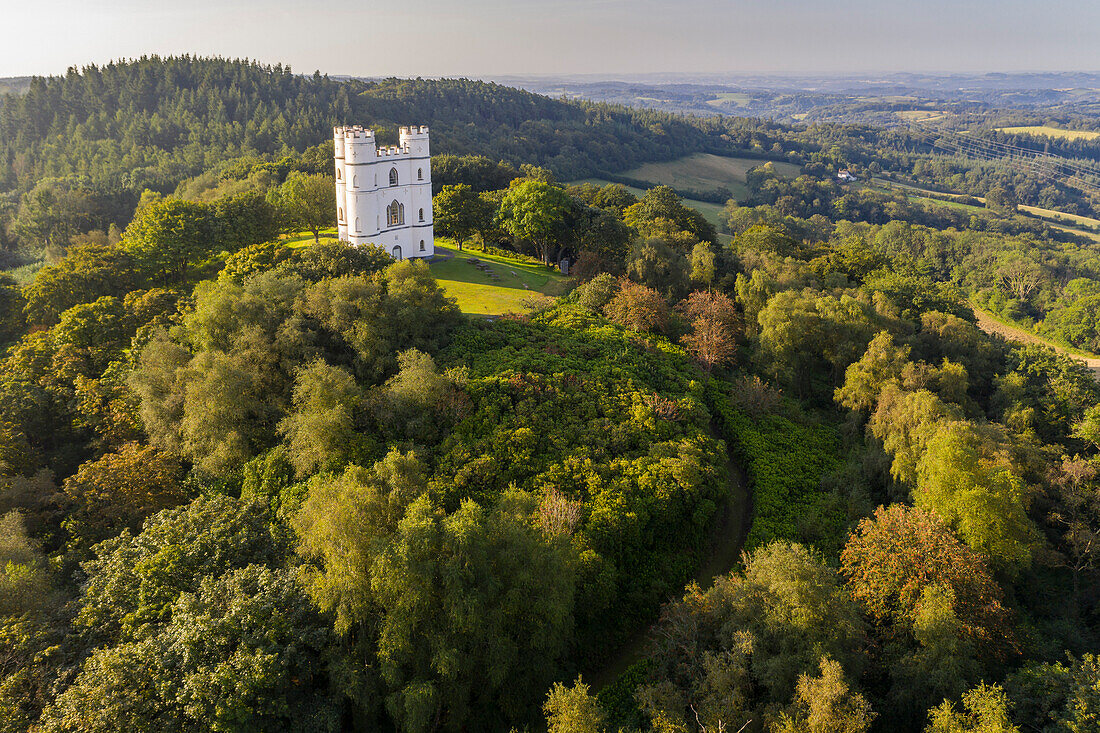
xmin=604 ymin=280 xmax=670 ymax=333
xmin=42 ymin=566 xmax=339 ymax=733
xmin=497 ymin=180 xmax=571 ymax=265
xmin=771 ymin=657 xmax=875 ymax=733
xmin=433 ymin=184 xmax=493 ymax=250
xmin=279 ymin=360 xmax=371 ymax=477
xmin=61 ymin=443 xmax=188 ymax=551
xmin=271 ymin=171 xmax=337 ymax=244
xmin=75 ymin=495 xmax=289 ymax=645
xmin=623 ymin=186 xmax=716 ymax=244
xmin=840 ymin=505 xmax=1012 ymax=653
xmin=926 ymin=683 xmax=1020 ymax=733
xmin=544 ymin=678 xmax=606 ymax=733
xmin=0 ymin=511 xmax=53 ymax=617
xmin=296 ymin=462 xmax=576 ymax=731
xmin=679 ymin=291 xmax=739 ymax=374
xmin=23 ymin=242 xmax=140 ymax=326
xmin=1073 ymin=404 xmax=1100 ymax=450
xmin=122 ymin=198 xmax=214 ymax=284
xmin=689 ymin=241 xmax=716 ymax=289
xmin=915 ymin=422 xmax=1038 ymax=570
xmin=625 ymin=237 xmax=690 ymax=298
xmin=640 ymin=542 xmax=865 ymax=731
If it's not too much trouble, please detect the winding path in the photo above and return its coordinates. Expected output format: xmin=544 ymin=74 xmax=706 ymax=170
xmin=589 ymin=425 xmax=750 ymax=688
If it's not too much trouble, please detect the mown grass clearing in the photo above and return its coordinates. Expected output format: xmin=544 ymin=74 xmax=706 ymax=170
xmin=428 ymin=240 xmax=570 ymax=316
xmin=282 ymin=229 xmax=340 ymax=249
xmin=996 ymin=125 xmax=1100 ymax=141
xmin=618 ymin=153 xmax=800 ymax=202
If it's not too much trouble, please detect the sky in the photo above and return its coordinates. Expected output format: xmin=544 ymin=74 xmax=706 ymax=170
xmin=1 ymin=0 xmax=1099 ymax=79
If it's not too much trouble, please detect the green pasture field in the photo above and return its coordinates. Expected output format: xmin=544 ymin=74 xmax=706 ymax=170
xmin=995 ymin=125 xmax=1100 ymax=141
xmin=571 ymin=177 xmax=731 ymax=241
xmin=618 ymin=153 xmax=800 ymax=202
xmin=705 ymin=92 xmax=751 ymax=108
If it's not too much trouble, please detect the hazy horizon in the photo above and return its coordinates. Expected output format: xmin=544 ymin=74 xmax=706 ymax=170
xmin=2 ymin=0 xmax=1099 ymax=79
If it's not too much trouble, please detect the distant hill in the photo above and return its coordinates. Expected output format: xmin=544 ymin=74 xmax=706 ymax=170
xmin=0 ymin=56 xmax=728 ymax=195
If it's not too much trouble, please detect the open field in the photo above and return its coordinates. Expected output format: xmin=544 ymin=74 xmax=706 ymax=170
xmin=705 ymin=92 xmax=751 ymax=108
xmin=897 ymin=110 xmax=946 ymax=121
xmin=995 ymin=125 xmax=1100 ymax=141
xmin=618 ymin=153 xmax=800 ymax=202
xmin=572 ymin=177 xmax=732 ymax=240
xmin=428 ymin=241 xmax=569 ymax=316
xmin=874 ymin=178 xmax=1100 ymax=239
xmin=973 ymin=305 xmax=1100 ymax=379
xmin=1018 ymin=204 xmax=1100 ymax=228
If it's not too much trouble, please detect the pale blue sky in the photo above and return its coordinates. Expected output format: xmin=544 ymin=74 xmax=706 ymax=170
xmin=1 ymin=0 xmax=1098 ymax=78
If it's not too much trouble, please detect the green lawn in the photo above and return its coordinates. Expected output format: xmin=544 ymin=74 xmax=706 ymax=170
xmin=282 ymin=229 xmax=340 ymax=248
xmin=428 ymin=241 xmax=570 ymax=316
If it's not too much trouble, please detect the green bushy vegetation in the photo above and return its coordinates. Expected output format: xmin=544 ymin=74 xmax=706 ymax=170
xmin=3 ymin=55 xmax=1100 ymax=733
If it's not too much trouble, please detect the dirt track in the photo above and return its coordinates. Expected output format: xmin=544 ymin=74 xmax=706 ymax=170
xmin=973 ymin=308 xmax=1100 ymax=378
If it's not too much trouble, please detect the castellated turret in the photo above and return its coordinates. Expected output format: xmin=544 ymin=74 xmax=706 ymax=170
xmin=333 ymin=125 xmax=433 ymax=259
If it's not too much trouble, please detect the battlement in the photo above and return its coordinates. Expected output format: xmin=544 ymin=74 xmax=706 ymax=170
xmin=336 ymin=124 xmax=377 ymax=141
xmin=399 ymin=125 xmax=429 ymax=137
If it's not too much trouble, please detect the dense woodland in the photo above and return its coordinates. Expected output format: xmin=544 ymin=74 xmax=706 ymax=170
xmin=3 ymin=57 xmax=1100 ymax=732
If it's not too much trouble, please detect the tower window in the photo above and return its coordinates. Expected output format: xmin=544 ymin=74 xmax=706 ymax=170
xmin=389 ymin=168 xmax=398 ymax=186
xmin=354 ymin=216 xmax=360 ymax=232
xmin=419 ymin=239 xmax=425 ymax=251
xmin=352 ymin=174 xmax=357 ymax=188
xmin=418 ymin=208 xmax=424 ymax=222
xmin=336 ymin=168 xmax=341 ymax=181
xmin=417 ymin=168 xmax=423 ymax=180
xmin=387 ymin=200 xmax=405 ymax=227
xmin=338 ymin=207 xmax=343 ymax=222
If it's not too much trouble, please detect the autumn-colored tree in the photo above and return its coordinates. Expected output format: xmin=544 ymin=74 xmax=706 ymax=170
xmin=840 ymin=504 xmax=1012 ymax=654
xmin=604 ymin=280 xmax=670 ymax=333
xmin=61 ymin=442 xmax=188 ymax=550
xmin=679 ymin=290 xmax=739 ymax=374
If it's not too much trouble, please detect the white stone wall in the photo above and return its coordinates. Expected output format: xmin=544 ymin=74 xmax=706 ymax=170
xmin=333 ymin=125 xmax=434 ymax=260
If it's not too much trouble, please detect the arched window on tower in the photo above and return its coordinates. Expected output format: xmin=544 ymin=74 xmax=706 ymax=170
xmin=338 ymin=207 xmax=343 ymax=222
xmin=417 ymin=168 xmax=423 ymax=180
xmin=418 ymin=208 xmax=424 ymax=222
xmin=387 ymin=200 xmax=405 ymax=227
xmin=352 ymin=174 xmax=357 ymax=188
xmin=389 ymin=168 xmax=398 ymax=186
xmin=354 ymin=216 xmax=360 ymax=232
xmin=336 ymin=168 xmax=341 ymax=181
xmin=419 ymin=239 xmax=425 ymax=252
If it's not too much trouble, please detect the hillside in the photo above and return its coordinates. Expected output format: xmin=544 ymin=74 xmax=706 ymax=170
xmin=0 ymin=57 xmax=726 ymax=195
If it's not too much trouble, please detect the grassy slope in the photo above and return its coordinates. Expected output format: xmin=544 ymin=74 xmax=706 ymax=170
xmin=620 ymin=153 xmax=801 ymax=201
xmin=429 ymin=241 xmax=569 ymax=316
xmin=995 ymin=125 xmax=1100 ymax=141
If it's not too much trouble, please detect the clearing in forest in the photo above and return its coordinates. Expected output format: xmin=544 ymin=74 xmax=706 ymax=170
xmin=619 ymin=153 xmax=801 ymax=201
xmin=995 ymin=125 xmax=1100 ymax=141
xmin=427 ymin=241 xmax=570 ymax=316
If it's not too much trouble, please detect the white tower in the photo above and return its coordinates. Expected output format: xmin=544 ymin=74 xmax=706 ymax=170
xmin=333 ymin=125 xmax=434 ymax=260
